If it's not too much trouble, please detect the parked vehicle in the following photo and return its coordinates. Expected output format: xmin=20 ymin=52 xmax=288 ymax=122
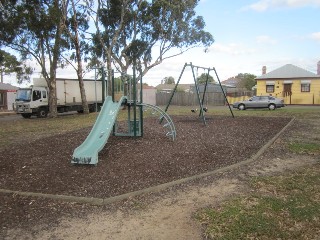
xmin=15 ymin=78 xmax=103 ymax=118
xmin=232 ymin=96 xmax=285 ymax=110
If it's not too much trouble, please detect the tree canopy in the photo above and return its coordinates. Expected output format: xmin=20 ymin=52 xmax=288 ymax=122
xmin=89 ymin=0 xmax=214 ymax=77
xmin=236 ymin=73 xmax=256 ymax=90
xmin=0 ymin=50 xmax=33 ymax=83
xmin=162 ymin=76 xmax=175 ymax=84
xmin=0 ymin=0 xmax=214 ymax=117
xmin=196 ymin=73 xmax=215 ymax=84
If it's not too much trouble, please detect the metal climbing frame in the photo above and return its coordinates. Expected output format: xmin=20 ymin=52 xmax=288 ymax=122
xmin=139 ymin=103 xmax=176 ymax=141
xmin=111 ymin=65 xmax=176 ymax=141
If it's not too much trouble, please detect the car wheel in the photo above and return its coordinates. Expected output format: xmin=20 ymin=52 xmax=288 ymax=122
xmin=37 ymin=108 xmax=48 ymax=118
xmin=268 ymin=104 xmax=276 ymax=110
xmin=238 ymin=104 xmax=246 ymax=110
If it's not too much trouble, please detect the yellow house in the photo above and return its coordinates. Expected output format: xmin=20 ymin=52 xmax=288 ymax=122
xmin=256 ymin=63 xmax=320 ymax=105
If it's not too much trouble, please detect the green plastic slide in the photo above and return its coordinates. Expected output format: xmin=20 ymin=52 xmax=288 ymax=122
xmin=71 ymin=96 xmax=126 ymax=165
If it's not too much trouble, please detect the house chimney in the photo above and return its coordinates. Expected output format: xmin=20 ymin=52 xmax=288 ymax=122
xmin=262 ymin=66 xmax=267 ymax=75
xmin=317 ymin=61 xmax=320 ymax=75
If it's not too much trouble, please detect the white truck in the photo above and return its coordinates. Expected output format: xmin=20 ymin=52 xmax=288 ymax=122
xmin=15 ymin=78 xmax=103 ymax=118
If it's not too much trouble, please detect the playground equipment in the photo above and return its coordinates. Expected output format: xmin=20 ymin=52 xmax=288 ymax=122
xmin=71 ymin=66 xmax=176 ymax=165
xmin=162 ymin=62 xmax=234 ymax=125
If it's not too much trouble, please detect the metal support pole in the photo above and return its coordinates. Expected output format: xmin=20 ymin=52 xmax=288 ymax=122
xmin=133 ymin=62 xmax=137 ymax=137
xmin=160 ymin=63 xmax=187 ymax=124
xmin=112 ymin=69 xmax=115 ymax=102
xmin=164 ymin=63 xmax=187 ymax=113
xmin=199 ymin=69 xmax=210 ymax=117
xmin=94 ymin=68 xmax=97 ymax=112
xmin=139 ymin=69 xmax=143 ymax=137
xmin=101 ymin=67 xmax=105 ymax=103
xmin=213 ymin=68 xmax=234 ymax=118
xmin=191 ymin=63 xmax=206 ymax=125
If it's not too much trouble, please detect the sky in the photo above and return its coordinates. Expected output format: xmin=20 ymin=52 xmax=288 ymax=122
xmin=3 ymin=0 xmax=320 ymax=87
xmin=142 ymin=0 xmax=320 ymax=86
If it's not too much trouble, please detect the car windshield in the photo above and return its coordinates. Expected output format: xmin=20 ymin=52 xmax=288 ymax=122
xmin=16 ymin=89 xmax=32 ymax=102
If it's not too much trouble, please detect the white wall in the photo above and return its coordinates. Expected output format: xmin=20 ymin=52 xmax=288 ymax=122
xmin=7 ymin=91 xmax=17 ymax=111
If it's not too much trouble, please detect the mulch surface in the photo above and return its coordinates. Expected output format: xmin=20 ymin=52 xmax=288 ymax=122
xmin=0 ymin=115 xmax=291 ymax=199
xmin=0 ymin=115 xmax=293 ymax=235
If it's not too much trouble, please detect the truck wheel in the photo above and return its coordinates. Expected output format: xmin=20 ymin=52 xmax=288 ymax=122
xmin=37 ymin=108 xmax=48 ymax=118
xmin=21 ymin=113 xmax=32 ymax=119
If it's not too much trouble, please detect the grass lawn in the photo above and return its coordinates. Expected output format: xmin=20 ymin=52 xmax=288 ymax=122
xmin=196 ymin=164 xmax=320 ymax=239
xmin=193 ymin=105 xmax=320 ymax=239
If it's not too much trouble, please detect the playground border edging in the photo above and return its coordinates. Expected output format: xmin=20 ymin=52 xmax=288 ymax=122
xmin=0 ymin=117 xmax=295 ymax=205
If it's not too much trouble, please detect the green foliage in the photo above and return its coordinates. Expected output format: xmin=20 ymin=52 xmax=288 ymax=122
xmin=196 ymin=73 xmax=214 ymax=84
xmin=91 ymin=0 xmax=214 ymax=76
xmin=162 ymin=76 xmax=175 ymax=84
xmin=0 ymin=50 xmax=33 ymax=84
xmin=236 ymin=73 xmax=257 ymax=90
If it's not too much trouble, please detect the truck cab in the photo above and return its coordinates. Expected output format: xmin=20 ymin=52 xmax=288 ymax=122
xmin=15 ymin=86 xmax=49 ymax=118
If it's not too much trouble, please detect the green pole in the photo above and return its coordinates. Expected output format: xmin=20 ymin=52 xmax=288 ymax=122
xmin=191 ymin=63 xmax=206 ymax=125
xmin=160 ymin=63 xmax=187 ymax=124
xmin=133 ymin=62 xmax=137 ymax=137
xmin=199 ymin=69 xmax=210 ymax=117
xmin=101 ymin=67 xmax=105 ymax=103
xmin=112 ymin=69 xmax=115 ymax=102
xmin=213 ymin=68 xmax=234 ymax=118
xmin=139 ymin=69 xmax=143 ymax=137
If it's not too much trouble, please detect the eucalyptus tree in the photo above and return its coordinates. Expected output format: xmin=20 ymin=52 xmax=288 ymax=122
xmin=0 ymin=50 xmax=33 ymax=84
xmin=0 ymin=0 xmax=69 ymax=117
xmin=236 ymin=73 xmax=257 ymax=90
xmin=196 ymin=73 xmax=215 ymax=84
xmin=63 ymin=0 xmax=92 ymax=114
xmin=88 ymin=0 xmax=213 ymax=82
xmin=162 ymin=76 xmax=175 ymax=84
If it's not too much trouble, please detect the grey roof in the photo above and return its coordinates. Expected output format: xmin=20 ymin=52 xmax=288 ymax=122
xmin=221 ymin=77 xmax=240 ymax=87
xmin=0 ymin=82 xmax=19 ymax=90
xmin=156 ymin=84 xmax=191 ymax=91
xmin=256 ymin=64 xmax=319 ymax=80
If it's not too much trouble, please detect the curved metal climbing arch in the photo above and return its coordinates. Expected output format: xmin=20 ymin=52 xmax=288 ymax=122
xmin=138 ymin=103 xmax=176 ymax=141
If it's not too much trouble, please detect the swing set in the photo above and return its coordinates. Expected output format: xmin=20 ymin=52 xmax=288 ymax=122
xmin=163 ymin=62 xmax=234 ymax=125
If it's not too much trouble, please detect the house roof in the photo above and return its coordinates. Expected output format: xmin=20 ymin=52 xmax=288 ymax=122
xmin=221 ymin=77 xmax=241 ymax=87
xmin=141 ymin=85 xmax=155 ymax=89
xmin=155 ymin=84 xmax=191 ymax=91
xmin=0 ymin=82 xmax=19 ymax=91
xmin=256 ymin=64 xmax=319 ymax=80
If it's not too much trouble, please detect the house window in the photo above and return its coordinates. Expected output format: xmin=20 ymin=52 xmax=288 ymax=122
xmin=301 ymin=83 xmax=310 ymax=92
xmin=301 ymin=80 xmax=311 ymax=92
xmin=266 ymin=85 xmax=274 ymax=93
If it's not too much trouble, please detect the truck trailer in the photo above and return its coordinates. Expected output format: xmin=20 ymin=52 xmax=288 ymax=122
xmin=15 ymin=78 xmax=103 ymax=118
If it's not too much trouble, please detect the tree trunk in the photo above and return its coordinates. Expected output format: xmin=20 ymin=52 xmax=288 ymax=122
xmin=47 ymin=0 xmax=68 ymax=118
xmin=48 ymin=76 xmax=58 ymax=117
xmin=72 ymin=0 xmax=89 ymax=114
xmin=106 ymin=52 xmax=113 ymax=97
